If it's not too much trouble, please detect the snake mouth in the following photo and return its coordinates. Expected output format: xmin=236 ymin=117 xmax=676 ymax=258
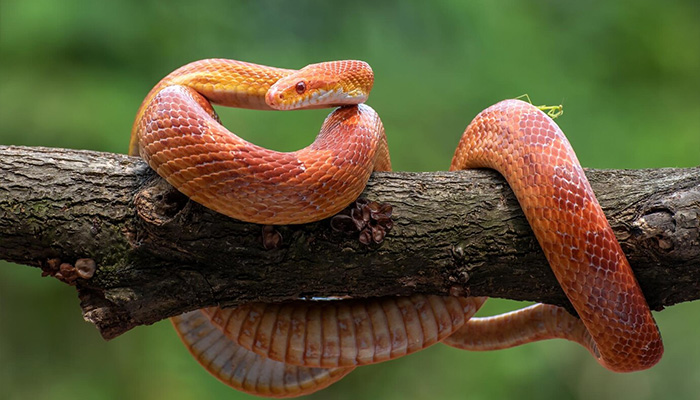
xmin=266 ymin=87 xmax=366 ymax=110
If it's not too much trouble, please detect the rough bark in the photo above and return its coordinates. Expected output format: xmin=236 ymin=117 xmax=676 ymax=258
xmin=0 ymin=145 xmax=698 ymax=340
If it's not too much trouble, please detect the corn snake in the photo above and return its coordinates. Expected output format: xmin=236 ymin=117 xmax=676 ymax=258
xmin=131 ymin=59 xmax=663 ymax=397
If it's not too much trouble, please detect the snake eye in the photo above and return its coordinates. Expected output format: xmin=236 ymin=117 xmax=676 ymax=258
xmin=295 ymin=81 xmax=306 ymax=94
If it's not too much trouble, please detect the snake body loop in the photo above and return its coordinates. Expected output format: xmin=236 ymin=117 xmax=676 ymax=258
xmin=132 ymin=59 xmax=663 ymax=397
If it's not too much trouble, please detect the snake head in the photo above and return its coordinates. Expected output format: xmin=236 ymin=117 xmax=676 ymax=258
xmin=266 ymin=60 xmax=373 ymax=110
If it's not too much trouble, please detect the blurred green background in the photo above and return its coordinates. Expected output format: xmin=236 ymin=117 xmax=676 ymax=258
xmin=1 ymin=0 xmax=699 ymax=399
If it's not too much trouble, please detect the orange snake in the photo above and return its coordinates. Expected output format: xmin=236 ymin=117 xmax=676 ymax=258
xmin=131 ymin=59 xmax=663 ymax=397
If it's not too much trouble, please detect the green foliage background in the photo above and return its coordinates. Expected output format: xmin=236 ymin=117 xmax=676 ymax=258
xmin=1 ymin=1 xmax=699 ymax=399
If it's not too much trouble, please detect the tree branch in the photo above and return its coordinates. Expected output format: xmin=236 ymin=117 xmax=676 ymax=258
xmin=1 ymin=145 xmax=699 ymax=340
